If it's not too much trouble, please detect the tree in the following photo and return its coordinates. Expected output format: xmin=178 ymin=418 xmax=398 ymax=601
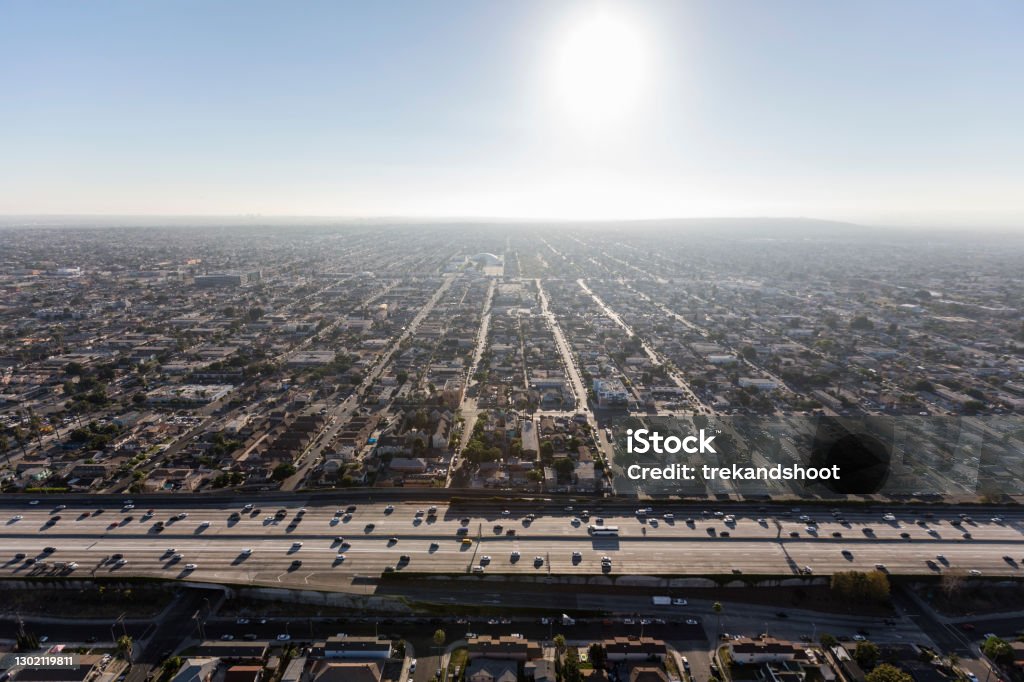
xmin=850 ymin=315 xmax=874 ymax=331
xmin=553 ymin=457 xmax=574 ymax=478
xmin=162 ymin=657 xmax=183 ymax=675
xmin=865 ymin=664 xmax=912 ymax=682
xmin=433 ymin=629 xmax=446 ymax=647
xmin=982 ymin=636 xmax=1013 ymax=663
xmin=561 ymin=650 xmax=584 ymax=682
xmin=831 ymin=571 xmax=890 ymax=603
xmin=819 ymin=633 xmax=838 ymax=648
xmin=116 ymin=635 xmax=133 ymax=659
xmin=540 ymin=441 xmax=555 ymax=460
xmin=553 ymin=634 xmax=567 ymax=655
xmin=854 ymin=641 xmax=880 ymax=669
xmin=272 ymin=462 xmax=297 ymax=481
xmin=588 ymin=643 xmax=607 ymax=670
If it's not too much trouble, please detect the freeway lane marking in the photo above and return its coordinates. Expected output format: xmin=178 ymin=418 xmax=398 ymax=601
xmin=2 ymin=529 xmax=1017 ymax=545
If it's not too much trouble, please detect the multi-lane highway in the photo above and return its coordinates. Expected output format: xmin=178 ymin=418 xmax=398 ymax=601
xmin=2 ymin=500 xmax=1022 ymax=591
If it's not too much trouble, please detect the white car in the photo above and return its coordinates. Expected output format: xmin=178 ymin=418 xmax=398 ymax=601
xmin=673 ymin=598 xmax=688 ymax=606
xmin=11 ymin=515 xmax=23 ymax=521
xmin=199 ymin=521 xmax=210 ymax=527
xmin=853 ymin=635 xmax=866 ymax=642
xmin=277 ymin=634 xmax=291 ymax=641
xmin=968 ymin=569 xmax=982 ymax=576
xmin=185 ymin=563 xmax=198 ymax=570
xmin=336 ymin=553 xmax=346 ymax=562
xmin=241 ymin=548 xmax=253 ymax=555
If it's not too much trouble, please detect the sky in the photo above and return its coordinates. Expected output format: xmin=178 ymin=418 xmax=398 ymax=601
xmin=1 ymin=0 xmax=1022 ymax=227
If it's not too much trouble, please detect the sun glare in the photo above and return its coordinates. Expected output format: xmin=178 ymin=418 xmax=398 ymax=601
xmin=551 ymin=8 xmax=649 ymax=131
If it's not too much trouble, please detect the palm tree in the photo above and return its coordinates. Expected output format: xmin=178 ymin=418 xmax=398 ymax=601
xmin=116 ymin=635 xmax=133 ymax=659
xmin=553 ymin=634 xmax=567 ymax=656
xmin=712 ymin=602 xmax=723 ymax=637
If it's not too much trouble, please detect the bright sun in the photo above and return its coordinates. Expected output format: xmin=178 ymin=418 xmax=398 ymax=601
xmin=551 ymin=8 xmax=649 ymax=131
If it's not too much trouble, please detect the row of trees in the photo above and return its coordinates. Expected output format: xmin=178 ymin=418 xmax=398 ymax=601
xmin=831 ymin=570 xmax=891 ymax=603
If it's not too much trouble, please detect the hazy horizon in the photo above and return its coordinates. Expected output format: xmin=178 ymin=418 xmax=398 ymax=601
xmin=2 ymin=1 xmax=1023 ymax=227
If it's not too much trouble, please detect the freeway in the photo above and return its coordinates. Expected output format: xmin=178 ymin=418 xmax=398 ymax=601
xmin=2 ymin=501 xmax=1023 ymax=591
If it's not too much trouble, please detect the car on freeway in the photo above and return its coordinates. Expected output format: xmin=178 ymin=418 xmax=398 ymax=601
xmin=277 ymin=634 xmax=291 ymax=641
xmin=685 ymin=618 xmax=699 ymax=625
xmin=672 ymin=598 xmax=687 ymax=606
xmin=968 ymin=569 xmax=982 ymax=576
xmin=241 ymin=548 xmax=253 ymax=555
xmin=237 ymin=618 xmax=250 ymax=624
xmin=184 ymin=563 xmax=197 ymax=570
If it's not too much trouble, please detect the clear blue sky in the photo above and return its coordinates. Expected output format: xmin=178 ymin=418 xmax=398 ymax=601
xmin=2 ymin=0 xmax=1022 ymax=226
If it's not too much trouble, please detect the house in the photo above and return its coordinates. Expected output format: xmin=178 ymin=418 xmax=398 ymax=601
xmin=466 ymin=659 xmax=518 ymax=682
xmin=467 ymin=635 xmax=542 ymax=661
xmin=729 ymin=638 xmax=803 ymax=664
xmin=524 ymin=659 xmax=556 ymax=682
xmin=319 ymin=636 xmax=393 ymax=659
xmin=388 ymin=457 xmax=428 ymax=474
xmin=629 ymin=667 xmax=669 ymax=682
xmin=225 ymin=666 xmax=263 ymax=682
xmin=169 ymin=658 xmax=220 ymax=682
xmin=192 ymin=641 xmax=268 ymax=663
xmin=312 ymin=661 xmax=383 ymax=682
xmin=601 ymin=638 xmax=666 ymax=662
xmin=12 ymin=655 xmax=105 ymax=682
